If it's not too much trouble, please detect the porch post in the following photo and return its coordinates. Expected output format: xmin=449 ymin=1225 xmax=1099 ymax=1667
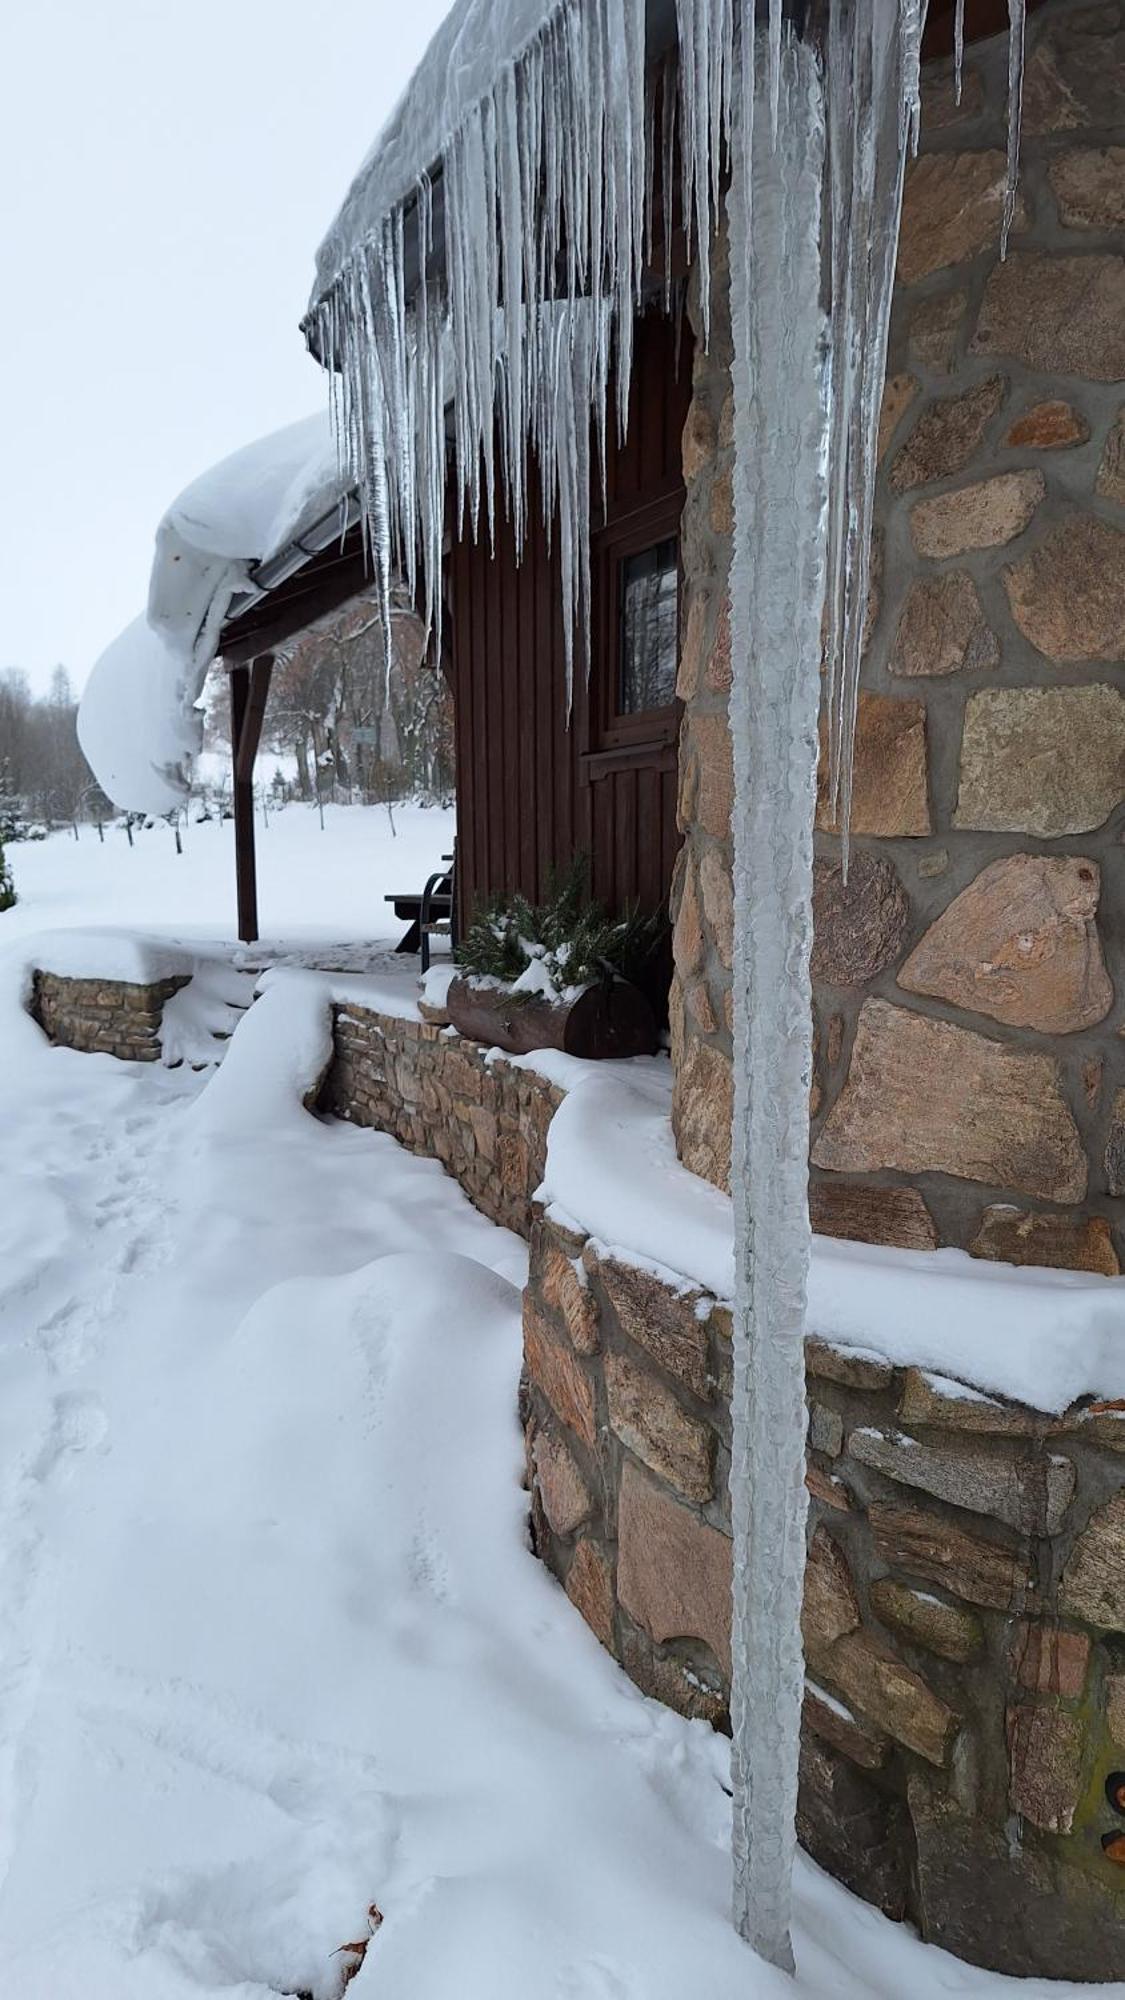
xmin=229 ymin=653 xmax=273 ymax=945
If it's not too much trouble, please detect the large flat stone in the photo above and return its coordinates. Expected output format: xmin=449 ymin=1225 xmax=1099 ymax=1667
xmin=812 ymin=999 xmax=1088 ymax=1201
xmin=532 ymin=1426 xmax=593 ymax=1537
xmin=618 ymin=1622 xmax=727 ymax=1725
xmin=1023 ymin=13 xmax=1125 ymax=136
xmin=971 ymin=1205 xmax=1120 ymax=1277
xmin=821 ymin=1630 xmax=959 ymax=1766
xmin=698 ymin=844 xmax=733 ymax=970
xmin=869 ymin=1579 xmax=983 ymax=1664
xmin=540 ymin=1242 xmax=599 ymax=1354
xmin=898 ymin=1368 xmax=1045 ymax=1438
xmin=594 ymin=1254 xmax=711 ymax=1399
xmin=523 ymin=1297 xmax=597 ymax=1448
xmin=1050 ymin=146 xmax=1125 ymax=231
xmin=1008 ymin=1705 xmax=1084 ymax=1835
xmin=870 ymin=1499 xmax=1033 ymax=1611
xmin=801 ymin=1527 xmax=861 ymax=1656
xmin=849 ymin=1425 xmax=1075 ymax=1536
xmin=798 ymin=1737 xmax=911 ymax=1920
xmin=680 ymin=712 xmax=732 ymax=840
xmin=816 ymin=694 xmax=930 ymax=838
xmin=955 ymin=685 xmax=1125 ymax=838
xmin=605 ymin=1350 xmax=713 ymax=1503
xmin=805 ymin=1338 xmax=895 ymax=1394
xmin=809 ymin=1182 xmax=938 ymax=1253
xmin=671 ymin=1036 xmax=732 ymax=1194
xmin=811 ymin=853 xmax=909 ymax=986
xmin=898 ymin=854 xmax=1113 ymax=1034
xmin=909 ymin=290 xmax=966 ymax=375
xmin=898 ymin=152 xmax=1023 ymax=285
xmin=889 ymin=571 xmax=998 ymax=678
xmin=616 ymin=1459 xmax=732 ymax=1673
xmin=1097 ymin=407 xmax=1125 ymax=506
xmin=1004 ymin=399 xmax=1090 ymax=451
xmin=910 ymin=470 xmax=1043 ymax=559
xmin=891 ymin=376 xmax=1005 ymax=493
xmin=1059 ymin=1490 xmax=1125 ymax=1630
xmin=878 ymin=373 xmax=919 ymax=461
xmin=1011 ymin=1620 xmax=1090 ymax=1701
xmin=1004 ymin=512 xmax=1125 ymax=664
xmin=1108 ymin=1089 xmax=1125 ymax=1199
xmin=565 ymin=1536 xmax=615 ymax=1649
xmin=972 ymin=252 xmax=1125 ymax=382
xmin=909 ymin=1777 xmax=1125 ymax=1981
xmin=803 ymin=1680 xmax=889 ymax=1770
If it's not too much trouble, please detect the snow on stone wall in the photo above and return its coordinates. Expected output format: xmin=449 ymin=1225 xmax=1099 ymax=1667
xmin=522 ymin=1203 xmax=1125 ymax=1983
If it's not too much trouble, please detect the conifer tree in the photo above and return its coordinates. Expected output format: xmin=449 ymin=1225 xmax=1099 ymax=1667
xmin=0 ymin=831 xmax=16 ymax=913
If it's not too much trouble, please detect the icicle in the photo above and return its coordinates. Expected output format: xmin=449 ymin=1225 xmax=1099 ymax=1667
xmin=822 ymin=1 xmax=917 ymax=864
xmin=726 ymin=20 xmax=825 ymax=1974
xmin=953 ymin=0 xmax=966 ymax=104
xmin=901 ymin=0 xmax=924 ymax=154
xmin=1002 ymin=0 xmax=1026 ymax=257
xmin=767 ymin=0 xmax=782 ymax=143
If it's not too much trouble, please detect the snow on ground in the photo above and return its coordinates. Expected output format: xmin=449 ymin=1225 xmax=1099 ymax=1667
xmin=0 ymin=802 xmax=455 ymax=955
xmin=0 ymin=943 xmax=1096 ymax=2000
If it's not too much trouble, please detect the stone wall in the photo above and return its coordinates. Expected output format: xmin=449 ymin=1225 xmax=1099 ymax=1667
xmin=671 ymin=0 xmax=1125 ymax=1273
xmin=524 ymin=1205 xmax=1125 ymax=1980
xmin=320 ymin=1003 xmax=562 ymax=1236
xmin=32 ymin=970 xmax=190 ymax=1061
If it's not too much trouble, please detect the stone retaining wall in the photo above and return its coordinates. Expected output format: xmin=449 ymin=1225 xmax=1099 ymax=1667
xmin=32 ymin=970 xmax=190 ymax=1061
xmin=671 ymin=0 xmax=1125 ymax=1273
xmin=320 ymin=1003 xmax=562 ymax=1236
xmin=524 ymin=1205 xmax=1125 ymax=1980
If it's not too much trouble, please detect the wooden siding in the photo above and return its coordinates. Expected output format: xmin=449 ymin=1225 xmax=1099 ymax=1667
xmin=447 ymin=308 xmax=693 ymax=947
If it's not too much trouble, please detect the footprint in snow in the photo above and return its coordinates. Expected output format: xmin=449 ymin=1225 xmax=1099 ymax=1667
xmin=556 ymin=1959 xmax=634 ymax=1998
xmin=30 ymin=1393 xmax=108 ymax=1481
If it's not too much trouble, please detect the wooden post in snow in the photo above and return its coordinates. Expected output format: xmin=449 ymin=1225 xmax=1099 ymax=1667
xmin=229 ymin=653 xmax=273 ymax=944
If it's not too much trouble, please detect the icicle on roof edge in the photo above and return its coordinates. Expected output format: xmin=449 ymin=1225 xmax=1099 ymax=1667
xmin=304 ymin=0 xmax=1026 ymax=814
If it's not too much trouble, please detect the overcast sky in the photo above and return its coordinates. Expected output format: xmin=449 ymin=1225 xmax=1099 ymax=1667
xmin=2 ymin=0 xmax=453 ymax=694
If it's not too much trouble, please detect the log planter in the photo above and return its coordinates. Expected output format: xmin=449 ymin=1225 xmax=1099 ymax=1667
xmin=446 ymin=974 xmax=658 ymax=1060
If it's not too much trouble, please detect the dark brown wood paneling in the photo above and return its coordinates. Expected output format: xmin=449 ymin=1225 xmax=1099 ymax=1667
xmin=447 ymin=308 xmax=693 ymax=957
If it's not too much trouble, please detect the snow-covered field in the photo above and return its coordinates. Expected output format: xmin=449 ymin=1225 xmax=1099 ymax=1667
xmin=0 ymin=813 xmax=1099 ymax=1997
xmin=1 ymin=802 xmax=455 ymax=952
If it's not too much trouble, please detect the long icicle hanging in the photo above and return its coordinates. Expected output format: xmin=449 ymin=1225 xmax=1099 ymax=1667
xmin=725 ymin=14 xmax=826 ymax=1972
xmin=822 ymin=0 xmax=922 ymax=862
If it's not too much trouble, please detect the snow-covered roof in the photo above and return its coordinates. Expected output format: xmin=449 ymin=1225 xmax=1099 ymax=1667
xmin=312 ymin=0 xmax=563 ymax=305
xmin=79 ymin=414 xmax=349 ymax=816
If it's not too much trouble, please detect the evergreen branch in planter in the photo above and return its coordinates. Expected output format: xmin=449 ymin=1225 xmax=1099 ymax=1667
xmin=456 ymin=856 xmax=663 ymax=1000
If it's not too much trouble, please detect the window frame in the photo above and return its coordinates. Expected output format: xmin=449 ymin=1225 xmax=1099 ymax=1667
xmin=590 ymin=492 xmax=684 ymax=758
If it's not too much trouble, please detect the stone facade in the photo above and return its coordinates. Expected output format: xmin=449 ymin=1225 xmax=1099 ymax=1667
xmin=320 ymin=1003 xmax=561 ymax=1236
xmin=671 ymin=0 xmax=1125 ymax=1272
xmin=523 ymin=1207 xmax=1125 ymax=1981
xmin=31 ymin=970 xmax=189 ymax=1061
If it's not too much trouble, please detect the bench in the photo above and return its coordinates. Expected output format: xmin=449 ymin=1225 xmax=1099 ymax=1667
xmin=384 ymin=850 xmax=456 ymax=971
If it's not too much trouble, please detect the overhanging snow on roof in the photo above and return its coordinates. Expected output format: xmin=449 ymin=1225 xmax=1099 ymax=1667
xmin=78 ymin=414 xmax=350 ymax=815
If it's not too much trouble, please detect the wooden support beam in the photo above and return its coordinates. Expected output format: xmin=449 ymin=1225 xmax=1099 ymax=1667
xmin=230 ymin=653 xmax=273 ymax=944
xmin=220 ymin=535 xmax=373 ymax=664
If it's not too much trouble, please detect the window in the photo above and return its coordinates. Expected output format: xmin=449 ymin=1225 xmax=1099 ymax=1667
xmin=619 ymin=537 xmax=679 ymax=716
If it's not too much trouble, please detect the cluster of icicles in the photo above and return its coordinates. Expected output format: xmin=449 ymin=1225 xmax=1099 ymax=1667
xmin=305 ymin=0 xmax=1025 ymax=821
